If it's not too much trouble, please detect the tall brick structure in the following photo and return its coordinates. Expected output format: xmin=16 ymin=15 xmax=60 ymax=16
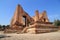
xmin=10 ymin=4 xmax=58 ymax=33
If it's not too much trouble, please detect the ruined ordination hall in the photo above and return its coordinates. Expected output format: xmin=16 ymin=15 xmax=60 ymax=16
xmin=10 ymin=4 xmax=58 ymax=34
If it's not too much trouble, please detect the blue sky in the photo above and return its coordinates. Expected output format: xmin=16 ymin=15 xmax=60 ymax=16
xmin=0 ymin=0 xmax=60 ymax=25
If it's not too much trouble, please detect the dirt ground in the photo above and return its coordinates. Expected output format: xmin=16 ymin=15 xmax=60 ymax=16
xmin=0 ymin=31 xmax=60 ymax=40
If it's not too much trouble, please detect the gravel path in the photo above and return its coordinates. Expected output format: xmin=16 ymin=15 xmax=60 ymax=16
xmin=0 ymin=32 xmax=60 ymax=40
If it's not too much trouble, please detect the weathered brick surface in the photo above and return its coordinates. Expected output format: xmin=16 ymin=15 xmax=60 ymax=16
xmin=9 ymin=4 xmax=59 ymax=34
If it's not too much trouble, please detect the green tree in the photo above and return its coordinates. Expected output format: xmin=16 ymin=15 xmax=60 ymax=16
xmin=0 ymin=25 xmax=2 ymax=30
xmin=2 ymin=25 xmax=6 ymax=30
xmin=0 ymin=25 xmax=1 ymax=28
xmin=6 ymin=25 xmax=10 ymax=29
xmin=53 ymin=19 xmax=60 ymax=26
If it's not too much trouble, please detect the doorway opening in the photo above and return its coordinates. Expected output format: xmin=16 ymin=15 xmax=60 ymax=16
xmin=22 ymin=16 xmax=26 ymax=27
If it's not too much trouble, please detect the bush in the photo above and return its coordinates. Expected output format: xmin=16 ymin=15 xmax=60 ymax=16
xmin=53 ymin=19 xmax=60 ymax=26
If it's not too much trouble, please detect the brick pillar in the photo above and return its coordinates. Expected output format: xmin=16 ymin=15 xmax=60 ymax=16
xmin=35 ymin=10 xmax=39 ymax=22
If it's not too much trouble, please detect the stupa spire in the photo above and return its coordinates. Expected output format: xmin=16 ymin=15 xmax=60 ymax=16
xmin=35 ymin=10 xmax=39 ymax=21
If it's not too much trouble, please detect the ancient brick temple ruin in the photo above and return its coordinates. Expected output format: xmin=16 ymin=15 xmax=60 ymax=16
xmin=10 ymin=4 xmax=58 ymax=33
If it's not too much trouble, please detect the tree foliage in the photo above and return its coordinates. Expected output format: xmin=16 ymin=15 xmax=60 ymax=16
xmin=0 ymin=25 xmax=10 ymax=31
xmin=53 ymin=19 xmax=60 ymax=26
